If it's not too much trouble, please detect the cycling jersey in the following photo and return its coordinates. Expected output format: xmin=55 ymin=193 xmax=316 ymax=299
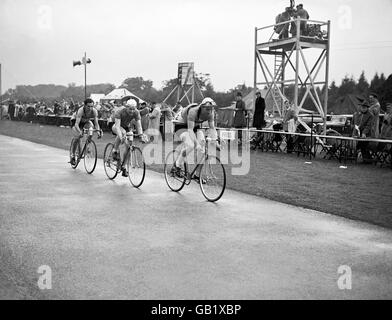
xmin=114 ymin=107 xmax=141 ymax=130
xmin=175 ymin=104 xmax=214 ymax=133
xmin=71 ymin=106 xmax=98 ymax=128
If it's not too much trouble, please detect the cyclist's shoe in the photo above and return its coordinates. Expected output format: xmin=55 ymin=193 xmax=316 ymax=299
xmin=170 ymin=164 xmax=182 ymax=178
xmin=112 ymin=151 xmax=120 ymax=162
xmin=192 ymin=175 xmax=207 ymax=184
xmin=70 ymin=157 xmax=76 ymax=166
xmin=121 ymin=167 xmax=129 ymax=177
xmin=140 ymin=134 xmax=149 ymax=144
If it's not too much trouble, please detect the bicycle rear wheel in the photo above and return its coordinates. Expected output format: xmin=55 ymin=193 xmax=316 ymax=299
xmin=103 ymin=143 xmax=119 ymax=180
xmin=84 ymin=139 xmax=97 ymax=174
xmin=69 ymin=138 xmax=81 ymax=169
xmin=127 ymin=146 xmax=146 ymax=188
xmin=164 ymin=149 xmax=187 ymax=192
xmin=199 ymin=155 xmax=226 ymax=202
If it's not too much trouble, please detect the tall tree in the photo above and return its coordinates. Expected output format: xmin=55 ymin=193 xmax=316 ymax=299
xmin=327 ymin=80 xmax=339 ymax=109
xmin=356 ymin=71 xmax=369 ymax=96
xmin=337 ymin=75 xmax=357 ymax=96
xmin=120 ymin=77 xmax=159 ymax=102
xmin=369 ymin=72 xmax=383 ymax=95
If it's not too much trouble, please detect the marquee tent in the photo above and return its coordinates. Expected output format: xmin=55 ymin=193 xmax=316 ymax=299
xmin=90 ymin=94 xmax=106 ymax=104
xmin=101 ymin=88 xmax=145 ymax=104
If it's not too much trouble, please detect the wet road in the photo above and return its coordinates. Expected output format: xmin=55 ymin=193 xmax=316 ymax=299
xmin=0 ymin=135 xmax=391 ymax=299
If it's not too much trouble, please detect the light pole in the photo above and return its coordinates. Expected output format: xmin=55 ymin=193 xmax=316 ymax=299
xmin=73 ymin=52 xmax=91 ymax=100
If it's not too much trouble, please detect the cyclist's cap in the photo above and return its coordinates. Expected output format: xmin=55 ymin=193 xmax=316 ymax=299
xmin=200 ymin=97 xmax=216 ymax=107
xmin=126 ymin=99 xmax=138 ymax=108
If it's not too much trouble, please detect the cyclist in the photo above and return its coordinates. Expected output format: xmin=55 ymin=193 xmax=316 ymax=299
xmin=172 ymin=97 xmax=218 ymax=181
xmin=111 ymin=97 xmax=147 ymax=177
xmin=70 ymin=98 xmax=102 ymax=165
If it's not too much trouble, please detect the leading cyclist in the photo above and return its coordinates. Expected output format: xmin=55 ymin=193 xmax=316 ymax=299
xmin=70 ymin=98 xmax=102 ymax=165
xmin=172 ymin=97 xmax=218 ymax=181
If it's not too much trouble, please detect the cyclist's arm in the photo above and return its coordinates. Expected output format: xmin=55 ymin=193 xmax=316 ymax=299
xmin=74 ymin=109 xmax=83 ymax=135
xmin=135 ymin=119 xmax=143 ymax=135
xmin=113 ymin=118 xmax=124 ymax=139
xmin=207 ymin=118 xmax=218 ymax=141
xmin=93 ymin=109 xmax=101 ymax=131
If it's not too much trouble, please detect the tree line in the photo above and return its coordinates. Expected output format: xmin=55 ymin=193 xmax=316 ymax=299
xmin=1 ymin=71 xmax=391 ymax=113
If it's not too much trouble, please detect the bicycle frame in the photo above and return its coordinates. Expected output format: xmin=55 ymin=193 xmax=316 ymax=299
xmin=178 ymin=138 xmax=216 ymax=185
xmin=114 ymin=133 xmax=142 ymax=171
xmin=75 ymin=129 xmax=100 ymax=160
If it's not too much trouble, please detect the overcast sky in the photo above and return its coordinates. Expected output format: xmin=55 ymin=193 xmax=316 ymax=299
xmin=0 ymin=0 xmax=392 ymax=93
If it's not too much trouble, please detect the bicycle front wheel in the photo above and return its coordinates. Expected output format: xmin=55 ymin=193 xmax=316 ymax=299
xmin=103 ymin=143 xmax=118 ymax=180
xmin=69 ymin=138 xmax=81 ymax=169
xmin=84 ymin=139 xmax=97 ymax=174
xmin=199 ymin=155 xmax=226 ymax=202
xmin=164 ymin=149 xmax=187 ymax=192
xmin=127 ymin=147 xmax=146 ymax=188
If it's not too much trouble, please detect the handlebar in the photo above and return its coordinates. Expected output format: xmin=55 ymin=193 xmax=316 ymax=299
xmin=82 ymin=128 xmax=103 ymax=139
xmin=82 ymin=128 xmax=102 ymax=134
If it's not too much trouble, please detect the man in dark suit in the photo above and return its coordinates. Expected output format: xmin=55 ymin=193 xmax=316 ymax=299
xmin=253 ymin=91 xmax=266 ymax=130
xmin=233 ymin=92 xmax=246 ymax=145
xmin=352 ymin=102 xmax=374 ymax=163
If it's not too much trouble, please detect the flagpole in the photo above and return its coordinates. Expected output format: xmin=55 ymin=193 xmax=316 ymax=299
xmin=84 ymin=52 xmax=87 ymax=100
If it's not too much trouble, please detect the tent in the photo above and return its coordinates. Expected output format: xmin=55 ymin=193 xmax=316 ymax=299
xmin=329 ymin=94 xmax=366 ymax=115
xmin=90 ymin=94 xmax=106 ymax=104
xmin=101 ymin=88 xmax=145 ymax=104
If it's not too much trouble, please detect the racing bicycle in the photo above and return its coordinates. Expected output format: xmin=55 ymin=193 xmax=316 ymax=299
xmin=103 ymin=131 xmax=146 ymax=188
xmin=164 ymin=137 xmax=226 ymax=202
xmin=69 ymin=128 xmax=102 ymax=174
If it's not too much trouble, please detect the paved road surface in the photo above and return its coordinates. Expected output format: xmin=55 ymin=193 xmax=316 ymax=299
xmin=0 ymin=135 xmax=391 ymax=299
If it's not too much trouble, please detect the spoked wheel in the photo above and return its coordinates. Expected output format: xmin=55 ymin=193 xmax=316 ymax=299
xmin=84 ymin=140 xmax=97 ymax=174
xmin=199 ymin=155 xmax=226 ymax=202
xmin=127 ymin=146 xmax=146 ymax=188
xmin=69 ymin=138 xmax=81 ymax=169
xmin=164 ymin=149 xmax=187 ymax=192
xmin=103 ymin=143 xmax=119 ymax=180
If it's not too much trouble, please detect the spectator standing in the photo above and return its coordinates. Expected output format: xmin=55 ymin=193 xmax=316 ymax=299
xmin=17 ymin=104 xmax=24 ymax=121
xmin=380 ymin=102 xmax=392 ymax=139
xmin=369 ymin=93 xmax=381 ymax=138
xmin=283 ymin=100 xmax=298 ymax=153
xmin=148 ymin=102 xmax=161 ymax=142
xmin=253 ymin=91 xmax=266 ymax=129
xmin=138 ymin=102 xmax=150 ymax=131
xmin=283 ymin=100 xmax=298 ymax=133
xmin=53 ymin=102 xmax=60 ymax=115
xmin=8 ymin=101 xmax=16 ymax=120
xmin=233 ymin=92 xmax=246 ymax=144
xmin=172 ymin=101 xmax=183 ymax=120
xmin=25 ymin=104 xmax=36 ymax=123
xmin=161 ymin=102 xmax=175 ymax=137
xmin=292 ymin=3 xmax=309 ymax=36
xmin=275 ymin=7 xmax=291 ymax=39
xmin=352 ymin=102 xmax=373 ymax=163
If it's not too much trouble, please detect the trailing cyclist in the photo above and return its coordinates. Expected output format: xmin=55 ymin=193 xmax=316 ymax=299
xmin=70 ymin=98 xmax=102 ymax=166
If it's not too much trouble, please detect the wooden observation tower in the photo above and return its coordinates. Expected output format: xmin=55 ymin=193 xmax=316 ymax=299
xmin=254 ymin=17 xmax=331 ymax=131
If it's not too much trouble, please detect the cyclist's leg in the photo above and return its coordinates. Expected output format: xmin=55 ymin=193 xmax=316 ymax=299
xmin=84 ymin=120 xmax=94 ymax=130
xmin=194 ymin=129 xmax=206 ymax=176
xmin=71 ymin=120 xmax=83 ymax=156
xmin=112 ymin=126 xmax=126 ymax=158
xmin=175 ymin=131 xmax=195 ymax=167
